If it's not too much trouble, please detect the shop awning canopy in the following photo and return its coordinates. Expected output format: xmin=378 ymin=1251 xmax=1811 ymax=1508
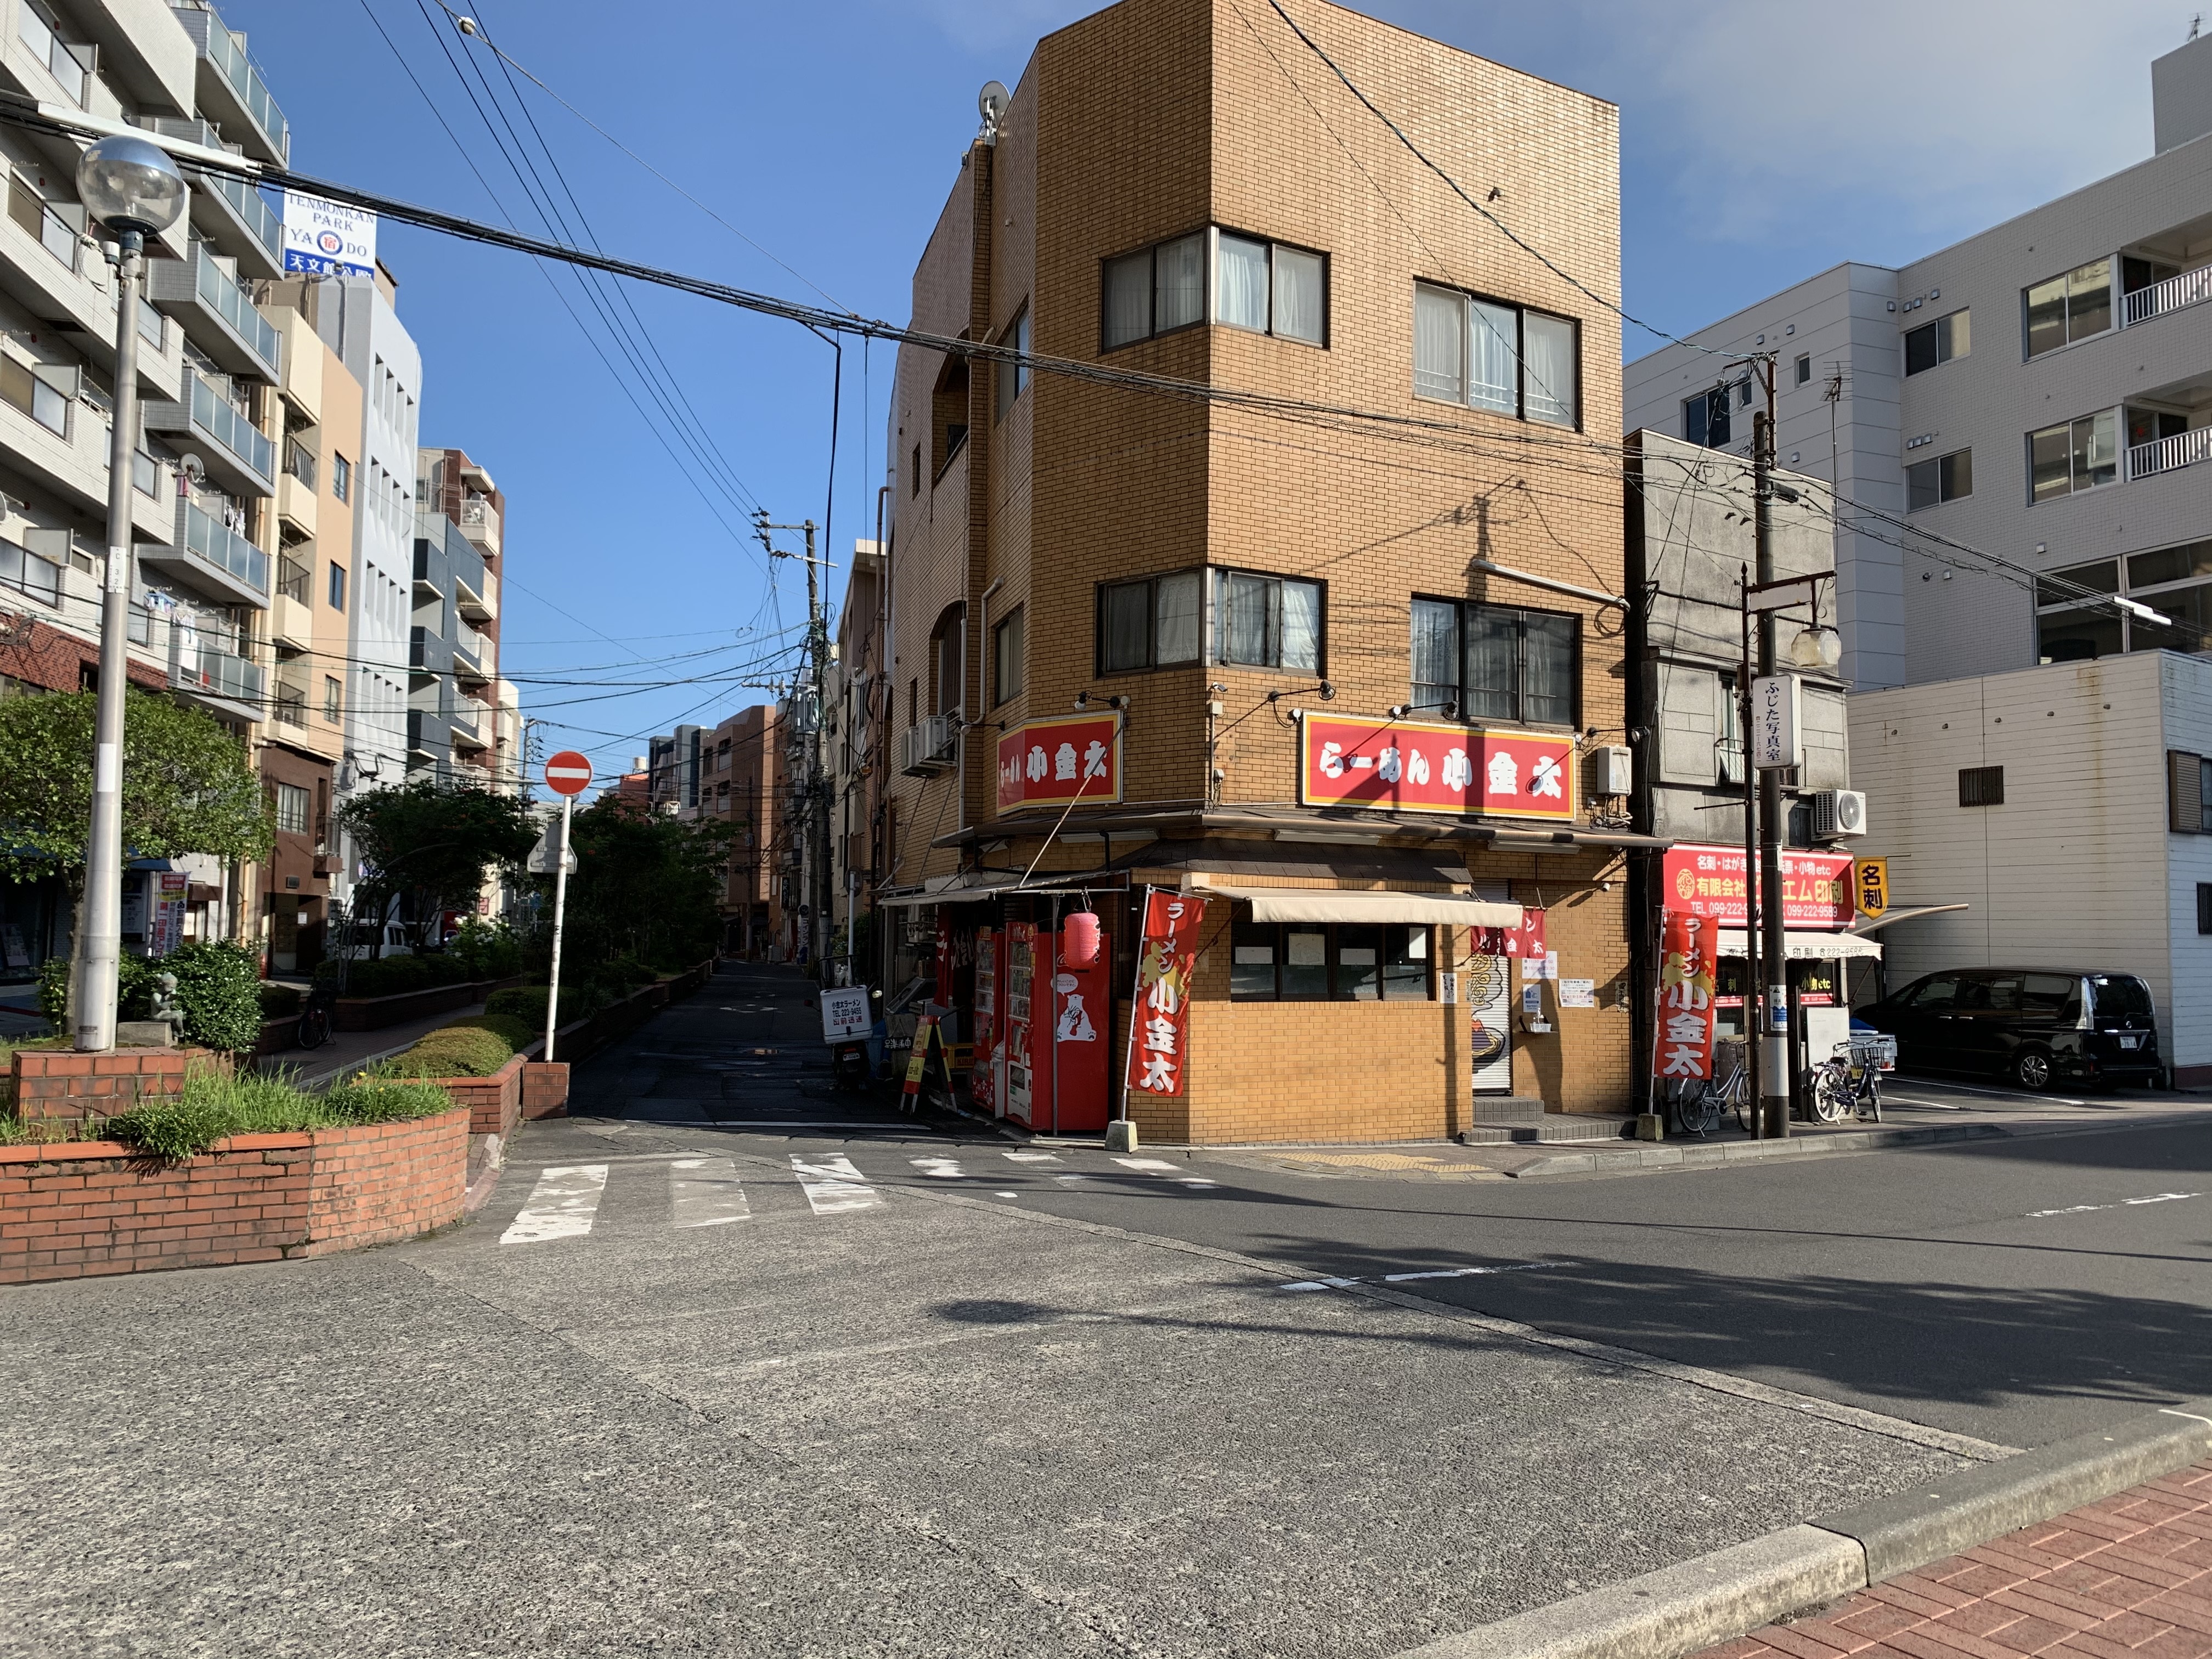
xmin=1716 ymin=929 xmax=1882 ymax=961
xmin=1192 ymin=883 xmax=1522 ymax=928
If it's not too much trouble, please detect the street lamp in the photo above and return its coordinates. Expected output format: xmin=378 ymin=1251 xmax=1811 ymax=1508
xmin=74 ymin=135 xmax=186 ymax=1051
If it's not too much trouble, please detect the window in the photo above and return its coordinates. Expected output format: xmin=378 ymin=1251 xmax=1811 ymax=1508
xmin=2168 ymin=751 xmax=2212 ymax=833
xmin=1904 ymin=308 xmax=1970 ymax=375
xmin=2024 ymin=259 xmax=2112 ymax=358
xmin=274 ymin=782 xmax=311 ymax=834
xmin=910 ymin=442 xmax=921 ymax=498
xmin=1906 ymin=448 xmax=1973 ymax=510
xmin=1794 ymin=353 xmax=1811 ymax=386
xmin=0 ymin=356 xmax=66 ymax=436
xmin=2022 ymin=974 xmax=2082 ymax=1019
xmin=0 ymin=535 xmax=59 ymax=606
xmin=1905 ymin=974 xmax=1959 ymax=1010
xmin=1959 ymin=765 xmax=2005 ymax=807
xmin=17 ymin=1 xmax=89 ymax=104
xmin=1717 ymin=670 xmax=1743 ymax=785
xmin=331 ymin=452 xmax=351 ymax=502
xmin=992 ymin=605 xmax=1024 ymax=704
xmin=2029 ymin=411 xmax=2118 ymax=503
xmin=1414 ymin=281 xmax=1577 ymax=428
xmin=994 ymin=305 xmax=1029 ymax=421
xmin=324 ymin=675 xmax=341 ymax=723
xmin=1681 ymin=383 xmax=1734 ymax=449
xmin=327 ymin=561 xmax=346 ymax=611
xmin=8 ymin=175 xmax=76 ymax=269
xmin=1103 ymin=229 xmax=1326 ymax=349
xmin=1097 ymin=571 xmax=1201 ymax=673
xmin=1214 ymin=569 xmax=1321 ymax=672
xmin=1231 ymin=914 xmax=1432 ymax=1001
xmin=1409 ymin=598 xmax=1577 ymax=728
xmin=2200 ymin=884 xmax=2212 ymax=935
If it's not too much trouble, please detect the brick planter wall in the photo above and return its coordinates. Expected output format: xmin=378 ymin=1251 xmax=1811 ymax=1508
xmin=0 ymin=1106 xmax=469 ymax=1285
xmin=8 ymin=1047 xmax=215 ymax=1126
xmin=438 ymin=1054 xmax=524 ymax=1141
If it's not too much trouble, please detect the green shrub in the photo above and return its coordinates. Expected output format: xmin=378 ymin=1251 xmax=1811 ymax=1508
xmin=447 ymin=918 xmax=522 ymax=980
xmin=37 ymin=952 xmax=157 ymax=1028
xmin=484 ymin=984 xmax=551 ymax=1025
xmin=101 ymin=1065 xmax=454 ymax=1159
xmin=441 ymin=1013 xmax=537 ymax=1051
xmin=258 ymin=982 xmax=302 ymax=1018
xmin=341 ymin=954 xmax=469 ymax=998
xmin=162 ymin=942 xmax=263 ymax=1053
xmin=321 ymin=1074 xmax=454 ymax=1124
xmin=388 ymin=1024 xmax=515 ymax=1079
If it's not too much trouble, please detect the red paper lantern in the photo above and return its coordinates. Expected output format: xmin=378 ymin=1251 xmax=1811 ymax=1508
xmin=1061 ymin=908 xmax=1102 ymax=967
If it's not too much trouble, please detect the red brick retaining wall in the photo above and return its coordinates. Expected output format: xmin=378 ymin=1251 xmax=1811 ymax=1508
xmin=0 ymin=1107 xmax=469 ymax=1285
xmin=9 ymin=1048 xmax=205 ymax=1125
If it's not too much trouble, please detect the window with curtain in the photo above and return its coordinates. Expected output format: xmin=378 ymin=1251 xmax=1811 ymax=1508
xmin=1213 ymin=569 xmax=1322 ymax=672
xmin=1097 ymin=571 xmax=1202 ymax=673
xmin=1408 ymin=597 xmax=1578 ymax=728
xmin=1231 ymin=912 xmax=1433 ymax=1001
xmin=1101 ymin=229 xmax=1327 ymax=349
xmin=1412 ymin=282 xmax=1578 ymax=428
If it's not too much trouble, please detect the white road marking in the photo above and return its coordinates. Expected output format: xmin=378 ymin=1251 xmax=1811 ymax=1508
xmin=668 ymin=1158 xmax=749 ymax=1228
xmin=1279 ymin=1262 xmax=1553 ymax=1291
xmin=1177 ymin=1178 xmax=1218 ymax=1189
xmin=1054 ymin=1173 xmax=1101 ymax=1184
xmin=1003 ymin=1151 xmax=1060 ymax=1163
xmin=791 ymin=1153 xmax=881 ymax=1215
xmin=1113 ymin=1158 xmax=1180 ymax=1171
xmin=910 ymin=1156 xmax=966 ymax=1180
xmin=995 ymin=1191 xmax=1017 ymax=1198
xmin=500 ymin=1165 xmax=610 ymax=1245
xmin=2024 ymin=1190 xmax=2202 ymax=1218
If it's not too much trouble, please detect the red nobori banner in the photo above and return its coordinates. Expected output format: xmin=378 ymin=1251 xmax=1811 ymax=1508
xmin=1124 ymin=888 xmax=1207 ymax=1097
xmin=1656 ymin=910 xmax=1719 ymax=1081
xmin=1662 ymin=844 xmax=1855 ymax=930
xmin=997 ymin=713 xmax=1122 ymax=811
xmin=1299 ymin=714 xmax=1576 ymax=822
xmin=1475 ymin=907 xmax=1545 ymax=959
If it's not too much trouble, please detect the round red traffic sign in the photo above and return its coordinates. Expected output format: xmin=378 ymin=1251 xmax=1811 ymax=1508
xmin=544 ymin=751 xmax=594 ymax=797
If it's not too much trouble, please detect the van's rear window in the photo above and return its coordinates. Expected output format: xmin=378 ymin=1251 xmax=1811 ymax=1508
xmin=2089 ymin=976 xmax=2154 ymax=1018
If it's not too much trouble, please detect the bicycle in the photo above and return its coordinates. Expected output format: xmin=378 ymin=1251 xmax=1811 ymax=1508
xmin=1675 ymin=1038 xmax=1751 ymax=1136
xmin=294 ymin=980 xmax=336 ymax=1049
xmin=1806 ymin=1033 xmax=1893 ymax=1123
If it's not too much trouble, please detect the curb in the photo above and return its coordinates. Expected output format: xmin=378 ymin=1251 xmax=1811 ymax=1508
xmin=1396 ymin=1397 xmax=2212 ymax=1659
xmin=1502 ymin=1122 xmax=2006 ymax=1178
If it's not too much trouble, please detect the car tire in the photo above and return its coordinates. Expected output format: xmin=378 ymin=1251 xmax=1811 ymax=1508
xmin=2012 ymin=1047 xmax=2053 ymax=1092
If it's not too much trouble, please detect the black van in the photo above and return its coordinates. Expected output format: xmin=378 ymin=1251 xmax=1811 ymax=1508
xmin=1858 ymin=969 xmax=2163 ymax=1091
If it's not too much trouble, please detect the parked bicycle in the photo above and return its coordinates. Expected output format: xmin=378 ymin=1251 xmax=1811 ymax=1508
xmin=293 ymin=979 xmax=337 ymax=1050
xmin=1806 ymin=1032 xmax=1894 ymax=1123
xmin=1674 ymin=1037 xmax=1751 ymax=1136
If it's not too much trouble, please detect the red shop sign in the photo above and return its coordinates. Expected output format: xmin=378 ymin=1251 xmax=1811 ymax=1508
xmin=997 ymin=713 xmax=1122 ymax=811
xmin=1661 ymin=843 xmax=1854 ymax=930
xmin=1656 ymin=909 xmax=1718 ymax=1081
xmin=1124 ymin=887 xmax=1207 ymax=1098
xmin=1299 ymin=713 xmax=1576 ymax=822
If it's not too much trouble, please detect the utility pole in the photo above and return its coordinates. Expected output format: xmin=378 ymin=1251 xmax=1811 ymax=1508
xmin=1752 ymin=379 xmax=1790 ymax=1140
xmin=755 ymin=513 xmax=836 ymax=978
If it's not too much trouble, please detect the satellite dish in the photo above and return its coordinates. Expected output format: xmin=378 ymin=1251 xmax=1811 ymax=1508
xmin=978 ymin=81 xmax=1010 ymax=131
xmin=177 ymin=451 xmax=206 ymax=486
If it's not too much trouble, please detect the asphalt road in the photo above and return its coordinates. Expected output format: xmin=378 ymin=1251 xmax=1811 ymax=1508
xmin=3 ymin=962 xmax=2205 ymax=1658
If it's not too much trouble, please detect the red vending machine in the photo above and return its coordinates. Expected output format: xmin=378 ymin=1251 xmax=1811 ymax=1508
xmin=970 ymin=926 xmax=1003 ymax=1117
xmin=1002 ymin=922 xmax=1111 ymax=1133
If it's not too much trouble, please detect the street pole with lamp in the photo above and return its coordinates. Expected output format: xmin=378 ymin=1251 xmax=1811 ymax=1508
xmin=72 ymin=136 xmax=186 ymax=1052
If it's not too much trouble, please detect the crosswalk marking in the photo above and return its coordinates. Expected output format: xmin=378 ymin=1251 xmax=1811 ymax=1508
xmin=910 ymin=1157 xmax=966 ymax=1180
xmin=501 ymin=1164 xmax=609 ymax=1245
xmin=668 ymin=1158 xmax=749 ymax=1228
xmin=1114 ymin=1158 xmax=1180 ymax=1172
xmin=791 ymin=1153 xmax=881 ymax=1215
xmin=1003 ymin=1151 xmax=1059 ymax=1163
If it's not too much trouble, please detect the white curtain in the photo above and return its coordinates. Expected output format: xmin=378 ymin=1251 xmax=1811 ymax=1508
xmin=1272 ymin=247 xmax=1324 ymax=343
xmin=1413 ymin=284 xmax=1462 ymax=402
xmin=1216 ymin=233 xmax=1269 ymax=332
xmin=1468 ymin=298 xmax=1518 ymax=414
xmin=1103 ymin=251 xmax=1150 ymax=348
xmin=1156 ymin=234 xmax=1205 ymax=331
xmin=1280 ymin=579 xmax=1320 ymax=672
xmin=1523 ymin=312 xmax=1577 ymax=427
xmin=1154 ymin=571 xmax=1201 ymax=664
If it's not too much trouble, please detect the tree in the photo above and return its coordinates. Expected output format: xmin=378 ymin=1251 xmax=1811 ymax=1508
xmin=555 ymin=795 xmax=737 ymax=974
xmin=0 ymin=689 xmax=272 ymax=888
xmin=336 ymin=778 xmax=538 ymax=953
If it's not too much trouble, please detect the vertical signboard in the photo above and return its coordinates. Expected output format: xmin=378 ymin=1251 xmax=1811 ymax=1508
xmin=1656 ymin=910 xmax=1719 ymax=1081
xmin=1750 ymin=675 xmax=1804 ymax=770
xmin=1125 ymin=888 xmax=1207 ymax=1098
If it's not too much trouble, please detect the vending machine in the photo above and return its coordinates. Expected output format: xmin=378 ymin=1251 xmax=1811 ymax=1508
xmin=970 ymin=926 xmax=1003 ymax=1116
xmin=1001 ymin=922 xmax=1111 ymax=1133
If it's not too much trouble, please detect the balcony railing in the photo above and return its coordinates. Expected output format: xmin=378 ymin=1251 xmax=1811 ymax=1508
xmin=457 ymin=497 xmax=500 ymax=556
xmin=147 ymin=374 xmax=274 ymax=490
xmin=2128 ymin=425 xmax=2212 ymax=481
xmin=2123 ymin=266 xmax=2212 ymax=328
xmin=199 ymin=167 xmax=283 ymax=271
xmin=282 ymin=439 xmax=317 ymax=490
xmin=181 ymin=499 xmax=269 ymax=596
xmin=454 ymin=619 xmax=489 ymax=670
xmin=173 ymin=642 xmax=265 ymax=708
xmin=276 ymin=554 xmax=309 ymax=603
xmin=193 ymin=245 xmax=280 ymax=375
xmin=171 ymin=4 xmax=290 ymax=163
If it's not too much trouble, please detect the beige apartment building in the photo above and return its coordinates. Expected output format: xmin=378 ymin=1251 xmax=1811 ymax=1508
xmin=871 ymin=0 xmax=1651 ymax=1143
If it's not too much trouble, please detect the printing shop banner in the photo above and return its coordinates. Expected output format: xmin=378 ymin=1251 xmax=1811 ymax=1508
xmin=1124 ymin=888 xmax=1207 ymax=1098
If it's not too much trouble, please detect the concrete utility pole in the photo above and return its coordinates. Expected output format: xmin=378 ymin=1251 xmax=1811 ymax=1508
xmin=1752 ymin=394 xmax=1790 ymax=1140
xmin=755 ymin=513 xmax=835 ymax=977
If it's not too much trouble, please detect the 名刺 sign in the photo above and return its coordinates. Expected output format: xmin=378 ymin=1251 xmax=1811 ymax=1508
xmin=1750 ymin=675 xmax=1803 ymax=770
xmin=1298 ymin=714 xmax=1576 ymax=822
xmin=1854 ymin=856 xmax=1888 ymax=920
xmin=1663 ymin=844 xmax=1854 ymax=930
xmin=996 ymin=713 xmax=1122 ymax=811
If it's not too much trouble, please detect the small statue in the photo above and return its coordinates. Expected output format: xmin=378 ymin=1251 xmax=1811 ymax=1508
xmin=148 ymin=973 xmax=184 ymax=1040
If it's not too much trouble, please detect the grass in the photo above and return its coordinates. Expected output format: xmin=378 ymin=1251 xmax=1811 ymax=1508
xmin=92 ymin=1065 xmax=456 ymax=1161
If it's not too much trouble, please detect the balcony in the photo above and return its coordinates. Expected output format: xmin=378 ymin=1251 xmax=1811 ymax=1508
xmin=2123 ymin=265 xmax=2212 ymax=329
xmin=450 ymin=699 xmax=489 ymax=749
xmin=270 ymin=591 xmax=312 ymax=651
xmin=278 ymin=447 xmax=317 ymax=540
xmin=2128 ymin=425 xmax=2212 ymax=481
xmin=139 ymin=499 xmax=269 ymax=608
xmin=148 ymin=242 xmax=280 ymax=382
xmin=408 ymin=625 xmax=453 ymax=678
xmin=156 ymin=120 xmax=284 ymax=279
xmin=144 ymin=374 xmax=275 ymax=497
xmin=899 ymin=714 xmax=958 ymax=776
xmin=453 ymin=620 xmax=490 ymax=685
xmin=457 ymin=497 xmax=500 ymax=557
xmin=168 ymin=4 xmax=289 ymax=165
xmin=171 ymin=639 xmax=264 ymax=722
xmin=272 ymin=678 xmax=308 ymax=730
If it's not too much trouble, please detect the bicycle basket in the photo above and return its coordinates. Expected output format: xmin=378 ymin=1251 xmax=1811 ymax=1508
xmin=1849 ymin=1032 xmax=1898 ymax=1073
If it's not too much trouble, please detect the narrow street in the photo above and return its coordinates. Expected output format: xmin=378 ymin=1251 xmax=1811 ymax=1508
xmin=6 ymin=967 xmax=2207 ymax=1658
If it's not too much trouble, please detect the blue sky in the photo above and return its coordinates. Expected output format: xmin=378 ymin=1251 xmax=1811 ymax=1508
xmin=219 ymin=0 xmax=2191 ymax=780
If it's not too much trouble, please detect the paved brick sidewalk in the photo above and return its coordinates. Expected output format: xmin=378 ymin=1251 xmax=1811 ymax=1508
xmin=1705 ymin=1461 xmax=2212 ymax=1659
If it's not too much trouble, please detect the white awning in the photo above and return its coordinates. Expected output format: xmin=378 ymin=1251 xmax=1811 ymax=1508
xmin=1194 ymin=883 xmax=1522 ymax=928
xmin=1716 ymin=929 xmax=1882 ymax=961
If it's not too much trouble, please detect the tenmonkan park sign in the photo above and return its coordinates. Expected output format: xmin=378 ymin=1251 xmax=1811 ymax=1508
xmin=282 ymin=191 xmax=377 ymax=279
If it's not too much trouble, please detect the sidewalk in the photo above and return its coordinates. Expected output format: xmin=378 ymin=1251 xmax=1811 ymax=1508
xmin=1701 ymin=1461 xmax=2212 ymax=1659
xmin=262 ymin=1000 xmax=489 ymax=1090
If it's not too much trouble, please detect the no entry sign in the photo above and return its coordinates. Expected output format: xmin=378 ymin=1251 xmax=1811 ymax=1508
xmin=544 ymin=751 xmax=593 ymax=797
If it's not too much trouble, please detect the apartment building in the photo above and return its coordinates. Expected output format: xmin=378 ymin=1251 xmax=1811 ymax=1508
xmin=827 ymin=538 xmax=884 ymax=975
xmin=659 ymin=704 xmax=789 ymax=957
xmin=875 ymin=0 xmax=1649 ymax=1143
xmin=1623 ymin=31 xmax=2212 ymax=1063
xmin=411 ymin=446 xmax=504 ymax=788
xmin=0 ymin=0 xmax=303 ymax=991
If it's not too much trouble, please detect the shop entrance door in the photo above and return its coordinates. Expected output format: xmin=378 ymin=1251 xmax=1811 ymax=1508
xmin=1466 ymin=954 xmax=1513 ymax=1092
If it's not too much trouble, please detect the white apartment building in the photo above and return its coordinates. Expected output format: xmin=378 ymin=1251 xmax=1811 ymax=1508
xmin=1624 ymin=32 xmax=2212 ymax=1080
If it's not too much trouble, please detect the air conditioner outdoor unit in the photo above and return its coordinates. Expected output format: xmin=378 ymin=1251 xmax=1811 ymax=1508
xmin=1812 ymin=788 xmax=1868 ymax=838
xmin=899 ymin=713 xmax=957 ymax=776
xmin=1586 ymin=744 xmax=1632 ymax=798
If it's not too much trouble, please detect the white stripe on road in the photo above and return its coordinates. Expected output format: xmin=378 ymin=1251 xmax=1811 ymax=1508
xmin=2025 ymin=1190 xmax=2201 ymax=1218
xmin=668 ymin=1157 xmax=749 ymax=1228
xmin=910 ymin=1157 xmax=966 ymax=1180
xmin=1279 ymin=1262 xmax=1553 ymax=1291
xmin=1003 ymin=1151 xmax=1060 ymax=1163
xmin=791 ymin=1153 xmax=881 ymax=1214
xmin=1113 ymin=1158 xmax=1180 ymax=1171
xmin=500 ymin=1164 xmax=609 ymax=1244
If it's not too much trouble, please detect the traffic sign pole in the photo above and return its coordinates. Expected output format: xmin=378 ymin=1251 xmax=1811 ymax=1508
xmin=541 ymin=752 xmax=593 ymax=1063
